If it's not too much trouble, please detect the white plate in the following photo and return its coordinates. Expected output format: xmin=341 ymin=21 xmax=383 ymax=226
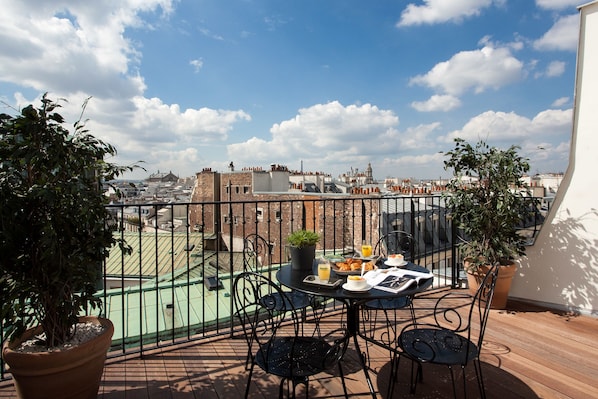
xmin=332 ymin=264 xmax=378 ymax=276
xmin=342 ymin=283 xmax=372 ymax=292
xmin=384 ymin=260 xmax=408 ymax=267
xmin=352 ymin=255 xmax=378 ymax=261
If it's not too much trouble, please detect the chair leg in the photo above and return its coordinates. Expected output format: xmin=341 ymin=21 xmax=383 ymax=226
xmin=338 ymin=362 xmax=349 ymax=399
xmin=460 ymin=365 xmax=467 ymax=399
xmin=386 ymin=352 xmax=401 ymax=399
xmin=382 ymin=307 xmax=398 ymax=355
xmin=279 ymin=378 xmax=285 ymax=399
xmin=408 ymin=301 xmax=417 ymax=325
xmin=361 ymin=307 xmax=373 ymax=369
xmin=409 ymin=359 xmax=420 ymax=394
xmin=245 ymin=364 xmax=255 ymax=399
xmin=283 ymin=377 xmax=308 ymax=399
xmin=294 ymin=378 xmax=305 ymax=399
xmin=474 ymin=358 xmax=487 ymax=399
xmin=448 ymin=365 xmax=458 ymax=399
xmin=244 ymin=349 xmax=252 ymax=370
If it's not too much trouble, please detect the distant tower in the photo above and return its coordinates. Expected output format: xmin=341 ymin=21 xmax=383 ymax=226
xmin=366 ymin=162 xmax=373 ymax=184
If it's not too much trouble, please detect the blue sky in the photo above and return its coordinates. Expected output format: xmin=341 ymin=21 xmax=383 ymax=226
xmin=0 ymin=0 xmax=582 ymax=180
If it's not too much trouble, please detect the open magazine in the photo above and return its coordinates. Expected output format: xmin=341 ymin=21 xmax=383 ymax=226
xmin=364 ymin=268 xmax=433 ymax=294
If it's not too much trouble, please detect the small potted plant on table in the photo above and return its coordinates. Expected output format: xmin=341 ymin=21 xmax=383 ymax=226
xmin=443 ymin=138 xmax=539 ymax=309
xmin=287 ymin=229 xmax=321 ymax=272
xmin=0 ymin=94 xmax=138 ymax=398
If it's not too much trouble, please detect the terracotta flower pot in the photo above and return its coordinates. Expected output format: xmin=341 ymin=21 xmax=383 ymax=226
xmin=466 ymin=261 xmax=517 ymax=309
xmin=2 ymin=316 xmax=114 ymax=399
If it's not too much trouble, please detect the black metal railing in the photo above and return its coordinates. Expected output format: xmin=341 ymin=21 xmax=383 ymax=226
xmin=0 ymin=194 xmax=547 ymax=380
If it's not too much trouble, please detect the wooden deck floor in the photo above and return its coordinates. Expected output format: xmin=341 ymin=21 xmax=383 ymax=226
xmin=1 ymin=289 xmax=597 ymax=398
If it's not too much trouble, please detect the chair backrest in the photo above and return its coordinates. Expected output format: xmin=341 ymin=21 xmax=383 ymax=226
xmin=432 ymin=264 xmax=500 ymax=354
xmin=233 ymin=272 xmax=350 ymax=381
xmin=374 ymin=230 xmax=416 ymax=261
xmin=243 ymin=234 xmax=273 ymax=274
xmin=232 ymin=272 xmax=298 ymax=360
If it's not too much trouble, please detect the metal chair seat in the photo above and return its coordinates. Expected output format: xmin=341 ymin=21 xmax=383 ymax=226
xmin=256 ymin=336 xmax=339 ymax=379
xmin=364 ymin=296 xmax=411 ymax=310
xmin=399 ymin=326 xmax=479 ymax=365
xmin=259 ymin=290 xmax=313 ymax=313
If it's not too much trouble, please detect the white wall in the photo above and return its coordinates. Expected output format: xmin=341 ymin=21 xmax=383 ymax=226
xmin=511 ymin=1 xmax=598 ymax=316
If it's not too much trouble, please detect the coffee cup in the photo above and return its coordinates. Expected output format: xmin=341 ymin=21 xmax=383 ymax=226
xmin=386 ymin=254 xmax=405 ymax=266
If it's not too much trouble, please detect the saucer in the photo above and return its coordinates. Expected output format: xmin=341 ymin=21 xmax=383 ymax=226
xmin=342 ymin=283 xmax=372 ymax=292
xmin=384 ymin=260 xmax=408 ymax=267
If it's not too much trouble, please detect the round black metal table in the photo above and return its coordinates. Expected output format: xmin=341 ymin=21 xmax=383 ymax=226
xmin=276 ymin=263 xmax=433 ymax=398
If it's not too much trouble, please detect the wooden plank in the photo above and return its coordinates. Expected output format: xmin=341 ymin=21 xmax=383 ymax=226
xmin=4 ymin=293 xmax=598 ymax=399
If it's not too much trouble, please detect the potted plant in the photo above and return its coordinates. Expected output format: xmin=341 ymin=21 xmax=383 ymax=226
xmin=287 ymin=229 xmax=320 ymax=272
xmin=0 ymin=94 xmax=137 ymax=398
xmin=443 ymin=138 xmax=538 ymax=308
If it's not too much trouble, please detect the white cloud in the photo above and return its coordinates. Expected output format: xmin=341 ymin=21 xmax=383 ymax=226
xmin=545 ymin=60 xmax=566 ymax=77
xmin=264 ymin=15 xmax=290 ymax=31
xmin=0 ymin=1 xmax=174 ymax=97
xmin=535 ymin=0 xmax=580 ymax=10
xmin=397 ymin=0 xmax=493 ymax=27
xmin=444 ymin=108 xmax=572 ymax=143
xmin=199 ymin=28 xmax=224 ymax=41
xmin=551 ymin=96 xmax=570 ymax=107
xmin=190 ymin=58 xmax=204 ymax=73
xmin=0 ymin=1 xmax=254 ymax=179
xmin=521 ymin=140 xmax=570 ymax=173
xmin=535 ymin=60 xmax=566 ymax=78
xmin=131 ymin=96 xmax=251 ymax=142
xmin=387 ymin=151 xmax=445 ymax=167
xmin=228 ymin=101 xmax=401 ymax=171
xmin=441 ymin=108 xmax=572 ymax=175
xmin=0 ymin=1 xmax=575 ymax=180
xmin=400 ymin=123 xmax=443 ymax=150
xmin=534 ymin=14 xmax=579 ymax=52
xmin=409 ymin=44 xmax=524 ymax=95
xmin=411 ymin=95 xmax=461 ymax=112
xmin=147 ymin=147 xmax=201 ymax=175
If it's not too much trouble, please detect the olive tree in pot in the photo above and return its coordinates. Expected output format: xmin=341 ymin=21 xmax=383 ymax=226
xmin=443 ymin=138 xmax=539 ymax=309
xmin=287 ymin=229 xmax=321 ymax=272
xmin=0 ymin=94 xmax=138 ymax=399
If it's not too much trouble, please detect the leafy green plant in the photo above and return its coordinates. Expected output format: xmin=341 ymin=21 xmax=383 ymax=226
xmin=443 ymin=138 xmax=539 ymax=273
xmin=287 ymin=229 xmax=320 ymax=248
xmin=0 ymin=94 xmax=139 ymax=347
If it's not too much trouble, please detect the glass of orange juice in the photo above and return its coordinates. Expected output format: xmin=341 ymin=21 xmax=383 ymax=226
xmin=361 ymin=241 xmax=372 ymax=258
xmin=317 ymin=260 xmax=331 ymax=283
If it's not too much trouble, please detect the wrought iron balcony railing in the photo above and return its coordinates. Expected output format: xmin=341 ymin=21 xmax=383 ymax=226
xmin=0 ymin=194 xmax=546 ymax=380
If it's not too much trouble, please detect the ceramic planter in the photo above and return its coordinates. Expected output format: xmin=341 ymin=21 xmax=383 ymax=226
xmin=289 ymin=245 xmax=316 ymax=272
xmin=2 ymin=316 xmax=114 ymax=399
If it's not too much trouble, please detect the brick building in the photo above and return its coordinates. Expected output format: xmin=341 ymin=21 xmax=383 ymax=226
xmin=189 ymin=166 xmax=380 ymax=264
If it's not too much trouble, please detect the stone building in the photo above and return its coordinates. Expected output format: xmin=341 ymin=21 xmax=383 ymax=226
xmin=147 ymin=170 xmax=179 ymax=183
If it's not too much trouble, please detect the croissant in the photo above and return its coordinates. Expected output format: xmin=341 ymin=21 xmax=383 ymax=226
xmin=336 ymin=262 xmax=351 ymax=271
xmin=350 ymin=262 xmax=362 ymax=270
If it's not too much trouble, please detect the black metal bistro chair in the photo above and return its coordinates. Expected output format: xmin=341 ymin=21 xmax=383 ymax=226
xmin=374 ymin=230 xmax=417 ymax=261
xmin=233 ymin=272 xmax=350 ymax=399
xmin=243 ymin=234 xmax=316 ymax=316
xmin=359 ymin=231 xmax=418 ymax=368
xmin=393 ymin=264 xmax=500 ymax=399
